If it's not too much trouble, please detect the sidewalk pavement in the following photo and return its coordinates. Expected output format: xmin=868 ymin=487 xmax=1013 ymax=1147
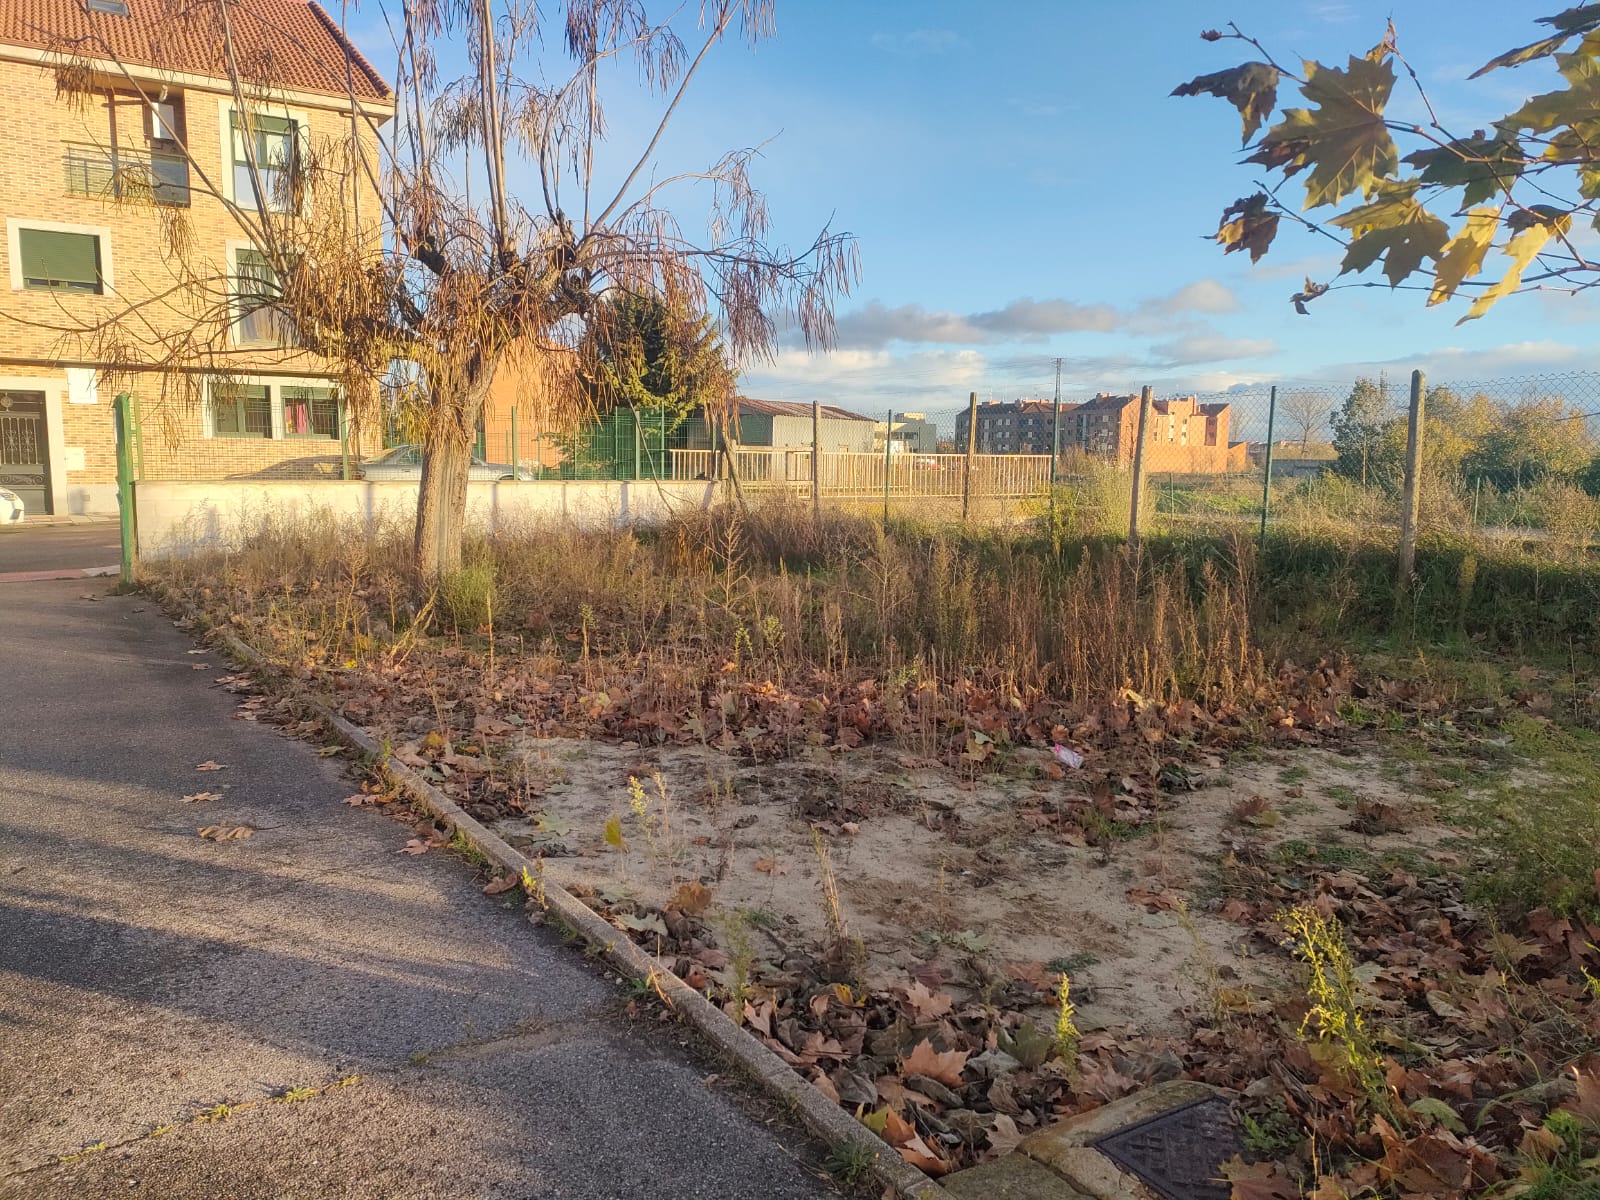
xmin=0 ymin=580 xmax=836 ymax=1200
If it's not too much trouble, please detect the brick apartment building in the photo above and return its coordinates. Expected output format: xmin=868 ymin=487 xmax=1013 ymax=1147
xmin=0 ymin=0 xmax=393 ymax=516
xmin=1068 ymin=392 xmax=1248 ymax=474
xmin=953 ymin=398 xmax=1060 ymax=454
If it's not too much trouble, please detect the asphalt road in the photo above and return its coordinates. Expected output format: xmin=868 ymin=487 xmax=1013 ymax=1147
xmin=0 ymin=525 xmax=122 ymax=574
xmin=0 ymin=579 xmax=837 ymax=1200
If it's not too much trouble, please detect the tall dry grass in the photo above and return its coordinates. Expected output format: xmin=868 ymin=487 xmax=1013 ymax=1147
xmin=153 ymin=500 xmax=1266 ymax=715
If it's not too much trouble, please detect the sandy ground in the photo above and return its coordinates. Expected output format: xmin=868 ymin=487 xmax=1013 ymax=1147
xmin=464 ymin=735 xmax=1456 ymax=1037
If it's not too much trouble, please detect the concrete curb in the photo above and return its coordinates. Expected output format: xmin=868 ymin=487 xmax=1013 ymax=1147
xmin=150 ymin=582 xmax=950 ymax=1200
xmin=0 ymin=564 xmax=120 ymax=583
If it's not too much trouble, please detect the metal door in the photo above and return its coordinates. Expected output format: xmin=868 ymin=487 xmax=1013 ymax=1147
xmin=0 ymin=392 xmax=50 ymax=515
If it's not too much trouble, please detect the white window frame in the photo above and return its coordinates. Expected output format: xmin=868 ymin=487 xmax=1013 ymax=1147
xmin=203 ymin=375 xmax=342 ymax=441
xmin=217 ymin=99 xmax=312 ymax=215
xmin=6 ymin=218 xmax=115 ymax=294
xmin=225 ymin=240 xmax=301 ymax=347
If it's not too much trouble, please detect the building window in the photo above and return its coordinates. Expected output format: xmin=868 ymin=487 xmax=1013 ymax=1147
xmin=231 ymin=112 xmax=301 ymax=212
xmin=17 ymin=227 xmax=104 ymax=293
xmin=233 ymin=248 xmax=298 ymax=345
xmin=212 ymin=383 xmax=272 ymax=438
xmin=283 ymin=387 xmax=339 ymax=439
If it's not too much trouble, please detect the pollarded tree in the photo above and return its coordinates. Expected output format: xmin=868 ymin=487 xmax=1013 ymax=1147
xmin=1173 ymin=9 xmax=1600 ymax=319
xmin=38 ymin=0 xmax=857 ymax=582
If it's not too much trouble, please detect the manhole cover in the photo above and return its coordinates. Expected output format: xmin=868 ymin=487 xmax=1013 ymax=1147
xmin=1091 ymin=1094 xmax=1240 ymax=1200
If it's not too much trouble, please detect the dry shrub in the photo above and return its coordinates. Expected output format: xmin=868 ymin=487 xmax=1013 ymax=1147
xmin=1526 ymin=479 xmax=1600 ymax=559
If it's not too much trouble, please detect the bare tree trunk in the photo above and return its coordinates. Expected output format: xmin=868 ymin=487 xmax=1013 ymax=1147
xmin=415 ymin=434 xmax=472 ymax=582
xmin=414 ymin=372 xmax=492 ymax=583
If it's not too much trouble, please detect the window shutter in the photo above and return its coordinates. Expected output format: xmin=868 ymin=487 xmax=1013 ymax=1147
xmin=20 ymin=229 xmax=100 ymax=289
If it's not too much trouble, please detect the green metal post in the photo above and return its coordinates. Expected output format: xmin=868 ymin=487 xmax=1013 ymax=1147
xmin=113 ymin=393 xmax=137 ymax=586
xmin=338 ymin=395 xmax=350 ymax=480
xmin=660 ymin=406 xmax=666 ymax=479
xmin=1258 ymin=385 xmax=1278 ymax=554
xmin=511 ymin=405 xmax=519 ymax=479
xmin=883 ymin=408 xmax=893 ymax=524
xmin=632 ymin=408 xmax=642 ymax=480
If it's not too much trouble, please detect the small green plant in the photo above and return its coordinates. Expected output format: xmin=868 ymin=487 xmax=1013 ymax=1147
xmin=1278 ymin=764 xmax=1310 ymax=784
xmin=1239 ymin=1100 xmax=1301 ymax=1158
xmin=1053 ymin=973 xmax=1081 ymax=1071
xmin=1278 ymin=906 xmax=1389 ymax=1113
xmin=438 ymin=562 xmax=495 ymax=632
xmin=1448 ymin=718 xmax=1600 ymax=917
xmin=824 ymin=1139 xmax=877 ymax=1185
xmin=1047 ymin=951 xmax=1098 ymax=975
xmin=720 ymin=911 xmax=756 ymax=1021
xmin=449 ymin=829 xmax=487 ymax=867
xmin=271 ymin=1086 xmax=318 ymax=1104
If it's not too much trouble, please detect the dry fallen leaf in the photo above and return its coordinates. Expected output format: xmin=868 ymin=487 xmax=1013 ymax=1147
xmin=899 ymin=1038 xmax=968 ymax=1087
xmin=181 ymin=792 xmax=222 ymax=804
xmin=985 ymin=1113 xmax=1023 ymax=1156
xmin=398 ymin=838 xmax=432 ymax=855
xmin=197 ymin=825 xmax=253 ymax=841
xmin=903 ymin=979 xmax=953 ymax=1020
xmin=668 ymin=881 xmax=713 ymax=915
xmin=752 ymin=857 xmax=785 ymax=875
xmin=483 ymin=874 xmax=520 ymax=896
xmin=194 ymin=761 xmax=228 ymax=772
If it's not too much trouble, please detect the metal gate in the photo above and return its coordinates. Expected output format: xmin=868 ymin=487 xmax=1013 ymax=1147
xmin=0 ymin=392 xmax=50 ymax=515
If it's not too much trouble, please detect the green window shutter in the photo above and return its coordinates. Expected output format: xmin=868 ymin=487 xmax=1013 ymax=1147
xmin=19 ymin=229 xmax=101 ymax=292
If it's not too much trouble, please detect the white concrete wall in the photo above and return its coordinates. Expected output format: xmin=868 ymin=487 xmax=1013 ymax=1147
xmin=134 ymin=478 xmax=720 ymax=557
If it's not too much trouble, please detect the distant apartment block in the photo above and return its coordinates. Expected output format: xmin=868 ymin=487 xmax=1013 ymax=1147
xmin=889 ymin=411 xmax=938 ymax=453
xmin=1068 ymin=393 xmax=1248 ymax=474
xmin=953 ymin=399 xmax=1061 ymax=454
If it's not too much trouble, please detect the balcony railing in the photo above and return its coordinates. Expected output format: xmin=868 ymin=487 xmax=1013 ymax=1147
xmin=63 ymin=142 xmax=190 ymax=207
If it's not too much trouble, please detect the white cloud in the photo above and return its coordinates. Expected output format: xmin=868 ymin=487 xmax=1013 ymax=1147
xmin=833 ymin=298 xmax=1119 ymax=348
xmin=831 ymin=281 xmax=1244 ymax=350
xmin=1151 ymin=333 xmax=1278 ymax=366
xmin=1144 ymin=279 xmax=1240 ymax=316
xmin=869 ymin=29 xmax=960 ymax=56
xmin=1323 ymin=340 xmax=1594 ymax=382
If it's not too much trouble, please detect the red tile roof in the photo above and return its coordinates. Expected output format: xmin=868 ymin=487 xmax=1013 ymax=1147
xmin=0 ymin=0 xmax=391 ymax=102
xmin=1076 ymin=393 xmax=1139 ymax=412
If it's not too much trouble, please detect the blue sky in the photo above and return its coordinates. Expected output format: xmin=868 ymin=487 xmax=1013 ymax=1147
xmin=353 ymin=2 xmax=1600 ymax=415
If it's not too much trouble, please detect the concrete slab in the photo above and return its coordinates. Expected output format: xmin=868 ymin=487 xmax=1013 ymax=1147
xmin=1017 ymin=1081 xmax=1237 ymax=1200
xmin=944 ymin=1153 xmax=1091 ymax=1199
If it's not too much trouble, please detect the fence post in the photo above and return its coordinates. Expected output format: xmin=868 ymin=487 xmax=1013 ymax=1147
xmin=1258 ymin=385 xmax=1278 ymax=554
xmin=1049 ymin=389 xmax=1062 ymax=535
xmin=1127 ymin=385 xmax=1153 ymax=549
xmin=632 ymin=408 xmax=641 ymax=481
xmin=113 ymin=393 xmax=138 ymax=586
xmin=883 ymin=408 xmax=893 ymax=524
xmin=1398 ymin=369 xmax=1426 ymax=583
xmin=812 ymin=399 xmax=822 ymax=523
xmin=511 ymin=405 xmax=519 ymax=479
xmin=961 ymin=390 xmax=978 ymax=523
xmin=338 ymin=394 xmax=350 ymax=481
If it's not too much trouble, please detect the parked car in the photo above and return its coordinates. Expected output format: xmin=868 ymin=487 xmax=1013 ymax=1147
xmin=0 ymin=487 xmax=24 ymax=524
xmin=357 ymin=445 xmax=536 ymax=482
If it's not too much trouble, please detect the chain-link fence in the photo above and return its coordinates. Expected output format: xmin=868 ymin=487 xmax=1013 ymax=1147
xmin=114 ymin=369 xmax=1600 ymax=558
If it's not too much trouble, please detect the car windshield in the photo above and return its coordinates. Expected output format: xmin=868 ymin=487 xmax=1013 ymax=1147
xmin=370 ymin=446 xmax=419 ymax=465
